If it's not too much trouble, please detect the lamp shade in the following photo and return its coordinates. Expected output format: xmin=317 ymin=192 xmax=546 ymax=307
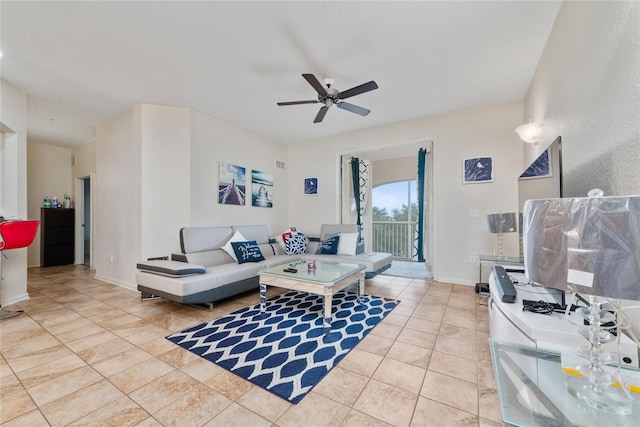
xmin=515 ymin=122 xmax=542 ymax=143
xmin=523 ymin=196 xmax=640 ymax=300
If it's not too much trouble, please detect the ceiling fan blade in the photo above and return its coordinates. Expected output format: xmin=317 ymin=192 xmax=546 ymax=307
xmin=314 ymin=106 xmax=329 ymax=123
xmin=337 ymin=102 xmax=370 ymax=116
xmin=277 ymin=100 xmax=319 ymax=106
xmin=338 ymin=81 xmax=378 ymax=100
xmin=302 ymin=74 xmax=328 ymax=97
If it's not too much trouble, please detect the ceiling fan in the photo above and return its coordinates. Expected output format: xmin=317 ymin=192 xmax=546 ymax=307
xmin=277 ymin=74 xmax=379 ymax=123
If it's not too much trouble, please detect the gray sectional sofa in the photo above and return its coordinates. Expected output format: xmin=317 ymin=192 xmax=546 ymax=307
xmin=135 ymin=224 xmax=392 ymax=308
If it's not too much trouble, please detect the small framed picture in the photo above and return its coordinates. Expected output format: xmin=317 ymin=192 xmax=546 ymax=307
xmin=463 ymin=156 xmax=493 ymax=184
xmin=304 ymin=177 xmax=319 ymax=195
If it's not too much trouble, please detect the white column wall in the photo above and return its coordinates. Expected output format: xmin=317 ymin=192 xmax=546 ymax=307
xmin=524 ymin=1 xmax=640 ymax=197
xmin=140 ymin=104 xmax=191 ymax=260
xmin=0 ymin=79 xmax=29 ymax=305
xmin=94 ymin=105 xmax=142 ymax=288
xmin=289 ymin=101 xmax=524 ymax=286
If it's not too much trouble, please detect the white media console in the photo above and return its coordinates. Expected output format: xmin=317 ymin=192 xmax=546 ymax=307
xmin=488 ymin=270 xmax=639 ymax=369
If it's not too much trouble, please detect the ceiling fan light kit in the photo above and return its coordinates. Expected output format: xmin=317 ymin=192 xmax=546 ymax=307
xmin=277 ymin=73 xmax=378 ymax=123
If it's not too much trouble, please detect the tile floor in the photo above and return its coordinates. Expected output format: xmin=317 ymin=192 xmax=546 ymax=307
xmin=1 ymin=265 xmax=505 ymax=426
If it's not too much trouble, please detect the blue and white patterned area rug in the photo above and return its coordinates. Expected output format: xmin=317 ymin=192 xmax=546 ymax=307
xmin=166 ymin=291 xmax=398 ymax=403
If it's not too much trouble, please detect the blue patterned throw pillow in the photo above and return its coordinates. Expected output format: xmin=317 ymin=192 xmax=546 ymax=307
xmin=285 ymin=233 xmax=307 ymax=255
xmin=231 ymin=241 xmax=265 ymax=264
xmin=319 ymin=235 xmax=340 ymax=254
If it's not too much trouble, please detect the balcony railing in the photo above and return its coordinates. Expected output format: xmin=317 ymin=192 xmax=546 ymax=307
xmin=372 ymin=221 xmax=417 ymax=260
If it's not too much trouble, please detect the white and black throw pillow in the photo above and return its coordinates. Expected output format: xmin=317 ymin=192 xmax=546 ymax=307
xmin=285 ymin=233 xmax=307 ymax=255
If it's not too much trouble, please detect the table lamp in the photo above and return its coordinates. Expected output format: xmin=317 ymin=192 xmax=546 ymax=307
xmin=523 ymin=195 xmax=640 ymax=414
xmin=486 ymin=212 xmax=517 ymax=260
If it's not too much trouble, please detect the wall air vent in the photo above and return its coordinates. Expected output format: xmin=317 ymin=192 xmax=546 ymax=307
xmin=276 ymin=160 xmax=285 ymax=169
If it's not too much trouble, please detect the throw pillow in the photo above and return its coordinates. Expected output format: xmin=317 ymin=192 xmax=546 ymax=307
xmin=221 ymin=230 xmax=247 ymax=262
xmin=230 ymin=240 xmax=265 ymax=264
xmin=319 ymin=235 xmax=340 ymax=254
xmin=285 ymin=233 xmax=307 ymax=255
xmin=337 ymin=232 xmax=359 ymax=255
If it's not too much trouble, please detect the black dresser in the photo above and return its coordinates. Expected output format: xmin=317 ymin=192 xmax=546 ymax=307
xmin=40 ymin=208 xmax=75 ymax=267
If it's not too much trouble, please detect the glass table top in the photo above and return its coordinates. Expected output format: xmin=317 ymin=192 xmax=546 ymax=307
xmin=490 ymin=339 xmax=640 ymax=427
xmin=259 ymin=259 xmax=365 ymax=285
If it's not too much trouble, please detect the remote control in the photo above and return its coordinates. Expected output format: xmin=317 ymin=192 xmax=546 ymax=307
xmin=283 ymin=268 xmax=297 ymax=273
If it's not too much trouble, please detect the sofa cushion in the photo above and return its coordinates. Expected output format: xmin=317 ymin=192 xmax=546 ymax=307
xmin=136 ymin=260 xmax=206 ymax=277
xmin=285 ymin=233 xmax=307 ymax=255
xmin=319 ymin=235 xmax=340 ymax=254
xmin=221 ymin=230 xmax=247 ymax=262
xmin=231 ymin=240 xmax=266 ymax=264
xmin=337 ymin=232 xmax=359 ymax=255
xmin=180 ymin=226 xmax=233 ymax=253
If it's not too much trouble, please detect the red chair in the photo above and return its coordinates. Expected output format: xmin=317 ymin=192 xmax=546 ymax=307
xmin=0 ymin=220 xmax=40 ymax=319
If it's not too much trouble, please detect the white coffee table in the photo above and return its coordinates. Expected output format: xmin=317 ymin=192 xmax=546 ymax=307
xmin=258 ymin=260 xmax=366 ymax=333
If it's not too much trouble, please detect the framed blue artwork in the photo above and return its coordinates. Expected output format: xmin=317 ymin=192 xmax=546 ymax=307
xmin=304 ymin=177 xmax=318 ymax=195
xmin=463 ymin=156 xmax=493 ymax=184
xmin=219 ymin=162 xmax=246 ymax=205
xmin=252 ymin=169 xmax=273 ymax=207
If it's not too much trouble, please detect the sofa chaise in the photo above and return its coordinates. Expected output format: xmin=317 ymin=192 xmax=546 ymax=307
xmin=135 ymin=224 xmax=392 ymax=308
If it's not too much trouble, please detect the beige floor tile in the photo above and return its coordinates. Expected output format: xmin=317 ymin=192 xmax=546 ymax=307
xmin=128 ymin=370 xmax=202 ymax=414
xmin=411 ymin=397 xmax=478 ymax=427
xmin=157 ymin=346 xmax=201 ymax=368
xmin=76 ymin=337 xmax=135 ymax=364
xmin=40 ymin=379 xmax=124 ymax=426
xmin=109 ymin=358 xmax=175 ymax=394
xmin=434 ymin=335 xmax=477 ymax=361
xmin=132 ymin=417 xmax=163 ymax=427
xmin=30 ymin=307 xmax=83 ymax=327
xmin=27 ymin=365 xmax=103 ymax=406
xmin=477 ymin=363 xmax=497 ymax=390
xmin=1 ymin=333 xmax=60 ymax=359
xmin=341 ymin=409 xmax=393 ymax=426
xmin=205 ymin=370 xmax=253 ymax=400
xmin=353 ymin=379 xmax=418 ymax=427
xmin=478 ymin=386 xmax=503 ymax=423
xmin=386 ymin=341 xmax=432 ymax=369
xmin=357 ymin=334 xmax=395 ymax=356
xmin=0 ymin=373 xmax=23 ymax=397
xmin=4 ymin=342 xmax=73 ymax=373
xmin=66 ymin=395 xmax=149 ymax=427
xmin=382 ymin=312 xmax=410 ymax=328
xmin=420 ymin=371 xmax=478 ymax=415
xmin=64 ymin=329 xmax=121 ymax=353
xmin=1 ymin=409 xmax=50 ymax=427
xmin=153 ymin=383 xmax=233 ymax=426
xmin=479 ymin=417 xmax=505 ymax=426
xmin=373 ymin=358 xmax=426 ymax=394
xmin=0 ymin=385 xmax=37 ymax=424
xmin=54 ymin=322 xmax=107 ymax=344
xmin=438 ymin=323 xmax=477 ymax=343
xmin=91 ymin=347 xmax=153 ymax=377
xmin=237 ymin=385 xmax=292 ymax=422
xmin=368 ymin=322 xmax=403 ymax=340
xmin=276 ymin=392 xmax=351 ymax=427
xmin=313 ymin=366 xmax=369 ymax=406
xmin=44 ymin=317 xmax=96 ymax=336
xmin=0 ymin=355 xmax=12 ymax=378
xmin=396 ymin=328 xmax=437 ymax=350
xmin=428 ymin=350 xmax=477 ymax=384
xmin=113 ymin=321 xmax=172 ymax=346
xmin=180 ymin=357 xmax=226 ymax=383
xmin=339 ymin=348 xmax=383 ymax=377
xmin=404 ymin=317 xmax=441 ymax=335
xmin=205 ymin=402 xmax=271 ymax=427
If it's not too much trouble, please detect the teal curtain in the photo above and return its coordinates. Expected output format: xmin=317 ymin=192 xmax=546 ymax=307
xmin=415 ymin=148 xmax=426 ymax=262
xmin=350 ymin=157 xmax=361 ymax=229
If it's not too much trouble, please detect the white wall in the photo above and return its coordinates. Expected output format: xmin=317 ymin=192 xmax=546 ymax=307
xmin=524 ymin=0 xmax=640 ymax=197
xmin=140 ymin=104 xmax=191 ymax=260
xmin=0 ymin=79 xmax=29 ymax=305
xmin=190 ymin=109 xmax=289 ymax=232
xmin=289 ymin=101 xmax=524 ymax=285
xmin=26 ymin=142 xmax=73 ymax=266
xmin=94 ymin=104 xmax=290 ymax=288
xmin=94 ymin=105 xmax=142 ymax=288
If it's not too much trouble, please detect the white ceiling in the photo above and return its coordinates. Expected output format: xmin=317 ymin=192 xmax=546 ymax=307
xmin=0 ymin=1 xmax=561 ymax=148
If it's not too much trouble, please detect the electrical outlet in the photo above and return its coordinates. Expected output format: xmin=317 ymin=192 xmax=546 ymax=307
xmin=469 ymin=255 xmax=476 ymax=264
xmin=469 ymin=209 xmax=479 ymax=218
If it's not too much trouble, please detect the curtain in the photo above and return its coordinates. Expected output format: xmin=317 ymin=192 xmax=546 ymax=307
xmin=350 ymin=157 xmax=368 ymax=233
xmin=415 ymin=148 xmax=427 ymax=262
